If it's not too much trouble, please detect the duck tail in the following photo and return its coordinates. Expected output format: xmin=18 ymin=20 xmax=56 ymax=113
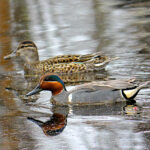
xmin=92 ymin=52 xmax=104 ymax=57
xmin=122 ymin=81 xmax=150 ymax=100
xmin=137 ymin=81 xmax=150 ymax=90
xmin=78 ymin=53 xmax=97 ymax=61
xmin=79 ymin=52 xmax=104 ymax=62
xmin=93 ymin=57 xmax=119 ymax=70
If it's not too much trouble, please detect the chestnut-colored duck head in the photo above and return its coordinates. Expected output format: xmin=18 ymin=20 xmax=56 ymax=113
xmin=26 ymin=74 xmax=67 ymax=96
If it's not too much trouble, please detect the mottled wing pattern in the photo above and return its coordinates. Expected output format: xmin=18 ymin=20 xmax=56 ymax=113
xmin=40 ymin=53 xmax=108 ymax=65
xmin=70 ymin=79 xmax=137 ymax=93
xmin=36 ymin=62 xmax=88 ymax=73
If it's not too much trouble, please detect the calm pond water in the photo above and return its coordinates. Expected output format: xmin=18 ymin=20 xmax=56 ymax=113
xmin=0 ymin=0 xmax=150 ymax=149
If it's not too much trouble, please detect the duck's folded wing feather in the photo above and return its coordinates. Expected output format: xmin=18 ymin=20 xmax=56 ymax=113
xmin=68 ymin=84 xmax=117 ymax=94
xmin=69 ymin=79 xmax=137 ymax=94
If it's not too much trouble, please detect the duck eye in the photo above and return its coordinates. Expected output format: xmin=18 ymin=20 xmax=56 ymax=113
xmin=44 ymin=76 xmax=50 ymax=81
xmin=20 ymin=45 xmax=25 ymax=49
xmin=22 ymin=41 xmax=34 ymax=45
xmin=44 ymin=76 xmax=54 ymax=81
xmin=43 ymin=75 xmax=59 ymax=82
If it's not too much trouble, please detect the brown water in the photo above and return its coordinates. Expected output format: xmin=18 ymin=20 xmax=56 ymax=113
xmin=0 ymin=0 xmax=150 ymax=149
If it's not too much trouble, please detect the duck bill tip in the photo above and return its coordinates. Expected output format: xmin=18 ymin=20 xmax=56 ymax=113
xmin=26 ymin=85 xmax=42 ymax=96
xmin=4 ymin=52 xmax=16 ymax=60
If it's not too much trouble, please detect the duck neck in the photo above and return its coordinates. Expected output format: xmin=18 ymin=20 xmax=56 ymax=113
xmin=40 ymin=81 xmax=66 ymax=96
xmin=51 ymin=90 xmax=69 ymax=105
xmin=52 ymin=88 xmax=64 ymax=96
xmin=23 ymin=54 xmax=39 ymax=64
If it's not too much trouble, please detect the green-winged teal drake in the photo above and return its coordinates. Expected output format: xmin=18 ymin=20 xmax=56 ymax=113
xmin=26 ymin=74 xmax=150 ymax=105
xmin=4 ymin=41 xmax=115 ymax=74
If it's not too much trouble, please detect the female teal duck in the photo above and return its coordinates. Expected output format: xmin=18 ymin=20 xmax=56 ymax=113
xmin=26 ymin=74 xmax=150 ymax=105
xmin=4 ymin=41 xmax=114 ymax=74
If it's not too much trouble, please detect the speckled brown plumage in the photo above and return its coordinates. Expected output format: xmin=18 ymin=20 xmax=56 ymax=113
xmin=25 ymin=59 xmax=110 ymax=74
xmin=40 ymin=54 xmax=108 ymax=65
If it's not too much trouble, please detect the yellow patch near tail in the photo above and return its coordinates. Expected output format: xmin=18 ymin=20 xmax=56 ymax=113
xmin=123 ymin=88 xmax=138 ymax=99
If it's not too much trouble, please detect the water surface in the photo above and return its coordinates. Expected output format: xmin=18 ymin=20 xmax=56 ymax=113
xmin=0 ymin=0 xmax=150 ymax=149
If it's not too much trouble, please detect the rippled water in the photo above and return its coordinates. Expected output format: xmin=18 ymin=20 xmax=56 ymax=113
xmin=0 ymin=0 xmax=150 ymax=149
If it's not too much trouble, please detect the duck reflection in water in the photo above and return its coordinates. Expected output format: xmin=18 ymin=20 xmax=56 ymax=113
xmin=27 ymin=100 xmax=142 ymax=137
xmin=122 ymin=100 xmax=142 ymax=116
xmin=27 ymin=113 xmax=67 ymax=136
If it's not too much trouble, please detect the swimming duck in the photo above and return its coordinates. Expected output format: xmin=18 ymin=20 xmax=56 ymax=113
xmin=4 ymin=41 xmax=114 ymax=74
xmin=26 ymin=74 xmax=150 ymax=105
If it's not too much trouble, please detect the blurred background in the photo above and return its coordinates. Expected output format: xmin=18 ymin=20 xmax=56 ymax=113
xmin=0 ymin=0 xmax=150 ymax=149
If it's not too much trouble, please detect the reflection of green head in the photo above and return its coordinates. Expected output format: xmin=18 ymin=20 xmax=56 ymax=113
xmin=44 ymin=75 xmax=67 ymax=91
xmin=27 ymin=113 xmax=67 ymax=136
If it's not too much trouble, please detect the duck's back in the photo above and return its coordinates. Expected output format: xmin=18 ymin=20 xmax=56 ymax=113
xmin=41 ymin=53 xmax=108 ymax=65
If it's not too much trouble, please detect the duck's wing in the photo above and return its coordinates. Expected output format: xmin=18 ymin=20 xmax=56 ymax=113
xmin=93 ymin=79 xmax=137 ymax=89
xmin=69 ymin=78 xmax=137 ymax=94
xmin=68 ymin=85 xmax=113 ymax=96
xmin=68 ymin=83 xmax=117 ymax=94
xmin=40 ymin=52 xmax=102 ymax=65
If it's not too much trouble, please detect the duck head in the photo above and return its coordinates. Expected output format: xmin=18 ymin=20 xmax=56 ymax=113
xmin=4 ymin=41 xmax=39 ymax=64
xmin=26 ymin=74 xmax=67 ymax=96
